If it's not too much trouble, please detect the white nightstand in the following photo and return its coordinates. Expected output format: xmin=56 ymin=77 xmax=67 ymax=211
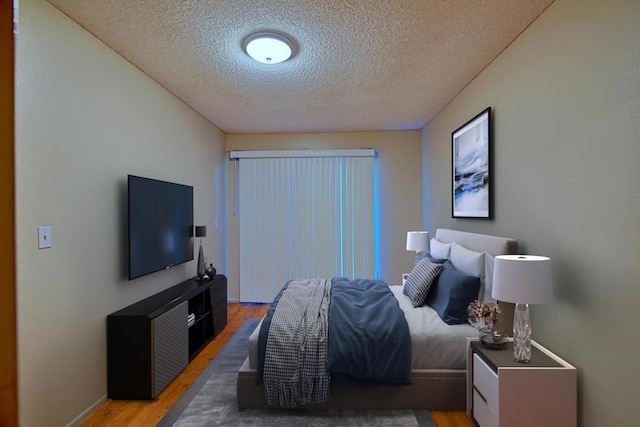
xmin=467 ymin=338 xmax=577 ymax=427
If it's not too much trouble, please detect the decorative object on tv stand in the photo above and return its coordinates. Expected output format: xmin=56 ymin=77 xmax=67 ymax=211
xmin=406 ymin=231 xmax=429 ymax=266
xmin=195 ymin=225 xmax=207 ymax=281
xmin=205 ymin=263 xmax=216 ymax=279
xmin=491 ymin=255 xmax=553 ymax=363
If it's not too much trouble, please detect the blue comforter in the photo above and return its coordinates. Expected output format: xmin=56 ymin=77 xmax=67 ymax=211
xmin=258 ymin=277 xmax=411 ymax=390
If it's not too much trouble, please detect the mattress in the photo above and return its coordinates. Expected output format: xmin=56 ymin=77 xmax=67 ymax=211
xmin=248 ymin=283 xmax=479 ymax=371
xmin=389 ymin=284 xmax=480 ymax=370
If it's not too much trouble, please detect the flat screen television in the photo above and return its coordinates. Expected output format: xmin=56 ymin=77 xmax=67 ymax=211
xmin=128 ymin=175 xmax=194 ymax=280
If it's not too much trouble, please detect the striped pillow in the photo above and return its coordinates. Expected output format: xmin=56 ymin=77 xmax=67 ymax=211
xmin=403 ymin=258 xmax=444 ymax=307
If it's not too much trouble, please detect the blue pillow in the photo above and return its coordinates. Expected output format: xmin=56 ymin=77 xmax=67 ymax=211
xmin=427 ymin=263 xmax=481 ymax=325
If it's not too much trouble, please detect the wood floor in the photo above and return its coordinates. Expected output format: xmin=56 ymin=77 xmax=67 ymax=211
xmin=81 ymin=303 xmax=474 ymax=427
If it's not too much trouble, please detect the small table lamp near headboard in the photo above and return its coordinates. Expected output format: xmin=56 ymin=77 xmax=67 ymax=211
xmin=406 ymin=231 xmax=429 ymax=266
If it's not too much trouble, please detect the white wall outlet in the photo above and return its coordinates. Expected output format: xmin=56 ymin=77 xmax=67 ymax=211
xmin=38 ymin=226 xmax=52 ymax=249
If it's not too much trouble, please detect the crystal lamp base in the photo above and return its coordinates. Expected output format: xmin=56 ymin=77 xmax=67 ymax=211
xmin=513 ymin=303 xmax=532 ymax=363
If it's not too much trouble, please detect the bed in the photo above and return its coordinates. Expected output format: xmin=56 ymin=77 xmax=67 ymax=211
xmin=237 ymin=228 xmax=517 ymax=410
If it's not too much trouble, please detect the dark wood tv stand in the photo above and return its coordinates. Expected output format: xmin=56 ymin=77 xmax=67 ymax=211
xmin=107 ymin=275 xmax=227 ymax=400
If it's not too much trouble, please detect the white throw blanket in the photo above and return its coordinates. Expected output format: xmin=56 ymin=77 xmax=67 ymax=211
xmin=263 ymin=278 xmax=332 ymax=407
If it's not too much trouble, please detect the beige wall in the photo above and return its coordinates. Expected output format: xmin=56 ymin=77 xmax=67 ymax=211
xmin=225 ymin=131 xmax=422 ymax=301
xmin=15 ymin=0 xmax=226 ymax=425
xmin=422 ymin=1 xmax=640 ymax=425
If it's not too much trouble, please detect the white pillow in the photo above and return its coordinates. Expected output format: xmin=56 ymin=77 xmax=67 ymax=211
xmin=450 ymin=241 xmax=485 ymax=278
xmin=430 ymin=238 xmax=451 ymax=259
xmin=482 ymin=253 xmax=497 ymax=303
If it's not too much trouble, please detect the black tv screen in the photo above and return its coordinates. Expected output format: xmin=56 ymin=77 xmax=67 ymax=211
xmin=128 ymin=175 xmax=194 ymax=280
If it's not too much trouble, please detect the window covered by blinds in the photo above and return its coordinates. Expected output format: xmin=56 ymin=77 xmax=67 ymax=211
xmin=235 ymin=151 xmax=375 ymax=302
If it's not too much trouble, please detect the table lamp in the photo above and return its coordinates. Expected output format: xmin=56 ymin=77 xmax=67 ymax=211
xmin=195 ymin=225 xmax=207 ymax=280
xmin=406 ymin=231 xmax=429 ymax=266
xmin=491 ymin=255 xmax=553 ymax=362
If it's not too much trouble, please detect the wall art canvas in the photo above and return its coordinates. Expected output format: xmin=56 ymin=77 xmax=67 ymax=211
xmin=452 ymin=107 xmax=491 ymax=219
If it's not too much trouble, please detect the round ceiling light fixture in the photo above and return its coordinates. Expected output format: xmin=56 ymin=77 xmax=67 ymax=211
xmin=243 ymin=32 xmax=294 ymax=64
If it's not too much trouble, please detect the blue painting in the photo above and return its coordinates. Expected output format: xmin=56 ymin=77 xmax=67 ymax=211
xmin=452 ymin=108 xmax=491 ymax=218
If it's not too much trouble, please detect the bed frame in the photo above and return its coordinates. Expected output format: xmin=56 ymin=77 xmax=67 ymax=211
xmin=236 ymin=228 xmax=517 ymax=410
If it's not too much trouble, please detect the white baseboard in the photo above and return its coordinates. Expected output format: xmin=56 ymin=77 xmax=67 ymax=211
xmin=65 ymin=394 xmax=106 ymax=427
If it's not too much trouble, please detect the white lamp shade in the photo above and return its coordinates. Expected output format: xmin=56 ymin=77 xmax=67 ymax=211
xmin=491 ymin=255 xmax=553 ymax=304
xmin=406 ymin=231 xmax=429 ymax=252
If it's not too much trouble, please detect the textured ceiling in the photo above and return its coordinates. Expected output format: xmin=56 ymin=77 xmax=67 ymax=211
xmin=46 ymin=0 xmax=553 ymax=133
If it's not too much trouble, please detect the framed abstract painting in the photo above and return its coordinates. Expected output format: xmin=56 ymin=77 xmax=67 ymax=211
xmin=452 ymin=107 xmax=491 ymax=219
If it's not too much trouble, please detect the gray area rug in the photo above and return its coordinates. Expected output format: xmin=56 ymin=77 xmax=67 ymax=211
xmin=158 ymin=319 xmax=435 ymax=427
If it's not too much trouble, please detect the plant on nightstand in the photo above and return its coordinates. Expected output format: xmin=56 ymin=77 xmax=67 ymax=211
xmin=467 ymin=299 xmax=505 ymax=347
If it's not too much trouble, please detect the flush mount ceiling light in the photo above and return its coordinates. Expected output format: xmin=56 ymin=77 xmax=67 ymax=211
xmin=243 ymin=32 xmax=294 ymax=64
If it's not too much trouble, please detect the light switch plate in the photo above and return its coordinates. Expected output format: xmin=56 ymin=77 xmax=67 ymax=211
xmin=38 ymin=226 xmax=52 ymax=249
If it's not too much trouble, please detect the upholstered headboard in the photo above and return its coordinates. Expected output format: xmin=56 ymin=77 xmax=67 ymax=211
xmin=435 ymin=229 xmax=518 ymax=256
xmin=434 ymin=228 xmax=518 ymax=335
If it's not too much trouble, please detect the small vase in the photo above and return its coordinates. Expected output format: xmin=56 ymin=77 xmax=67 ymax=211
xmin=481 ymin=320 xmax=507 ymax=349
xmin=205 ymin=263 xmax=216 ymax=279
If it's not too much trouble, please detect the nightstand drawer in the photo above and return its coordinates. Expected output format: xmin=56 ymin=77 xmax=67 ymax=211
xmin=473 ymin=388 xmax=498 ymax=427
xmin=473 ymin=353 xmax=498 ymax=413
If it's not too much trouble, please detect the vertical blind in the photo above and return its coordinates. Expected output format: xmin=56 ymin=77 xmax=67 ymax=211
xmin=234 ymin=150 xmax=375 ymax=302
